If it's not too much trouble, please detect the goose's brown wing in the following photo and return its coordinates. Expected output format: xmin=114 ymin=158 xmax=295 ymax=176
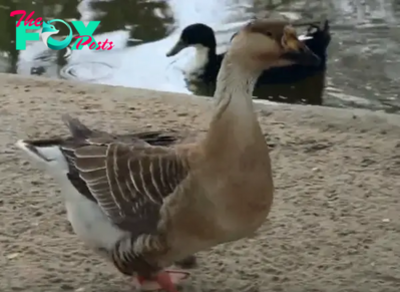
xmin=59 ymin=114 xmax=185 ymax=207
xmin=64 ymin=141 xmax=189 ymax=235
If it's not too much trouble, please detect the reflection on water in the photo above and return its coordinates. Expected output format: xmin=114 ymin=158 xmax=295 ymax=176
xmin=88 ymin=0 xmax=174 ymax=42
xmin=1 ymin=0 xmax=400 ymax=113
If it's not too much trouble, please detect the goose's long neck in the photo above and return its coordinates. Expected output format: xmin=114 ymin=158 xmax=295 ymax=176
xmin=205 ymin=56 xmax=263 ymax=152
xmin=214 ymin=58 xmax=258 ymax=113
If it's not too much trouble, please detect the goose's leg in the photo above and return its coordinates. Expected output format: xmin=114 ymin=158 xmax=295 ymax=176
xmin=116 ymin=234 xmax=192 ymax=291
xmin=132 ymin=255 xmax=195 ymax=291
xmin=132 ymin=270 xmax=190 ymax=292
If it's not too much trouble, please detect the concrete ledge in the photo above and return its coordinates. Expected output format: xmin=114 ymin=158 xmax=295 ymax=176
xmin=1 ymin=73 xmax=399 ymax=292
xmin=2 ymin=72 xmax=400 ymax=129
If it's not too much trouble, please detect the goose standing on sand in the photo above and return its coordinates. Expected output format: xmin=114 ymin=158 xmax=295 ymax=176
xmin=16 ymin=19 xmax=320 ymax=292
xmin=166 ymin=20 xmax=330 ymax=104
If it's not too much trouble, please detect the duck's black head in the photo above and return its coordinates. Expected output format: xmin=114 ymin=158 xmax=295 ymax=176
xmin=166 ymin=23 xmax=217 ymax=57
xmin=301 ymin=20 xmax=331 ymax=59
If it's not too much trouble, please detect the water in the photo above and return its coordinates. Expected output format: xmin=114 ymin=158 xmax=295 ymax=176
xmin=1 ymin=0 xmax=400 ymax=113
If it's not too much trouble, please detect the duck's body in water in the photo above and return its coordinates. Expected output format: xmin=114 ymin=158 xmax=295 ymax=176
xmin=167 ymin=20 xmax=330 ymax=105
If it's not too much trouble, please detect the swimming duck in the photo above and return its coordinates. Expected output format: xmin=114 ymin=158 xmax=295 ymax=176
xmin=16 ymin=19 xmax=319 ymax=292
xmin=166 ymin=19 xmax=330 ymax=104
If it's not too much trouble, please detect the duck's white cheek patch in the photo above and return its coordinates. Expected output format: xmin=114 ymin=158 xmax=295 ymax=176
xmin=298 ymin=35 xmax=313 ymax=41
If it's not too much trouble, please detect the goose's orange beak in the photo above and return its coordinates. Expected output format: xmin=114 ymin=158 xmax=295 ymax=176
xmin=281 ymin=26 xmax=321 ymax=67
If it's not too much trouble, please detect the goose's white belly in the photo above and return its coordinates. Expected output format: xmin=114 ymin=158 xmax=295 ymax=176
xmin=16 ymin=143 xmax=129 ymax=252
xmin=61 ymin=179 xmax=129 ymax=251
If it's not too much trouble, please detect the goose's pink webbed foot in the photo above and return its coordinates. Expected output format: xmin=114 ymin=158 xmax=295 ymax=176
xmin=132 ymin=270 xmax=190 ymax=292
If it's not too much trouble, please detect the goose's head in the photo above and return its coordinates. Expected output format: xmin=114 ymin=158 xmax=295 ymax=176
xmin=166 ymin=23 xmax=216 ymax=57
xmin=228 ymin=19 xmax=321 ymax=72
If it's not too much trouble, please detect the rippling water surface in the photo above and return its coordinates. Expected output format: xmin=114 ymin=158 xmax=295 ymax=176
xmin=1 ymin=0 xmax=400 ymax=113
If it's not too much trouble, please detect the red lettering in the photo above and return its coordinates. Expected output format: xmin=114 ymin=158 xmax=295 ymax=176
xmin=10 ymin=10 xmax=42 ymax=27
xmin=24 ymin=11 xmax=35 ymax=26
xmin=10 ymin=10 xmax=26 ymax=27
xmin=73 ymin=37 xmax=114 ymax=50
xmin=74 ymin=35 xmax=92 ymax=48
xmin=94 ymin=41 xmax=102 ymax=50
xmin=89 ymin=41 xmax=97 ymax=50
xmin=107 ymin=42 xmax=115 ymax=50
xmin=34 ymin=17 xmax=42 ymax=26
xmin=100 ymin=39 xmax=109 ymax=50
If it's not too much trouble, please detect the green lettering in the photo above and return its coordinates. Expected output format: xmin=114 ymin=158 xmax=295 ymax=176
xmin=15 ymin=22 xmax=40 ymax=50
xmin=71 ymin=21 xmax=100 ymax=50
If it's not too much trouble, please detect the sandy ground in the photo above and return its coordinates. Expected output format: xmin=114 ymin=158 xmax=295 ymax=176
xmin=0 ymin=73 xmax=399 ymax=292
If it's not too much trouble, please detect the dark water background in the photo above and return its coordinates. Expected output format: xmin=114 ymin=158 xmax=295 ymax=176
xmin=0 ymin=0 xmax=399 ymax=113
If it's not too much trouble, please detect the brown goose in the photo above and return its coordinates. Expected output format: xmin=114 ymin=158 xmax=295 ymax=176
xmin=16 ymin=19 xmax=319 ymax=292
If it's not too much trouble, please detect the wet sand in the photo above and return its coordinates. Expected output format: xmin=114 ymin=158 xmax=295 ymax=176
xmin=1 ymin=73 xmax=399 ymax=292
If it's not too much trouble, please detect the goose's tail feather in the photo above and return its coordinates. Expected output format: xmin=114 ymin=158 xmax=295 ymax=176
xmin=62 ymin=114 xmax=180 ymax=146
xmin=61 ymin=114 xmax=93 ymax=140
xmin=15 ymin=113 xmax=92 ymax=169
xmin=16 ymin=114 xmax=180 ymax=171
xmin=15 ymin=139 xmax=69 ymax=172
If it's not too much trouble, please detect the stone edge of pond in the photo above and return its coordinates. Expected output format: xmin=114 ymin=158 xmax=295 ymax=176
xmin=1 ymin=72 xmax=400 ymax=131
